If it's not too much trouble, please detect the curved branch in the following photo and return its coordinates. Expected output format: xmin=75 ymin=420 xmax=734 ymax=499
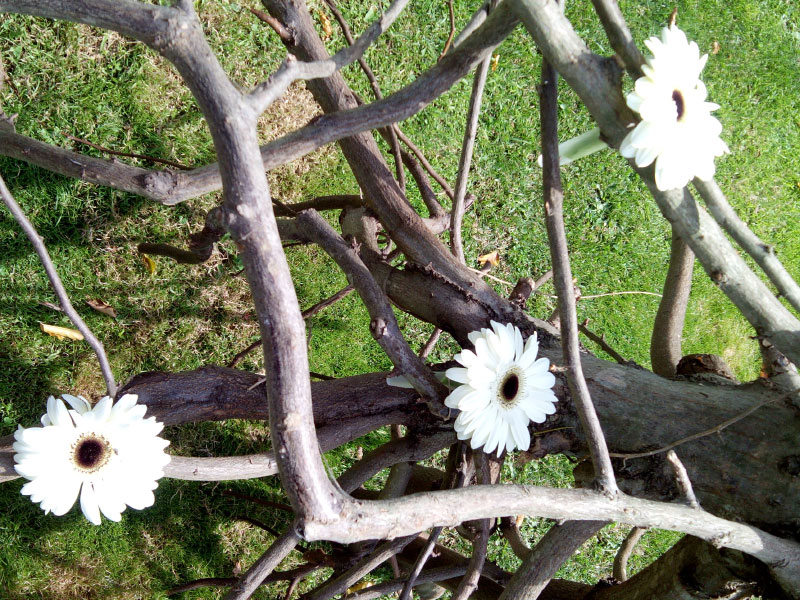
xmin=694 ymin=178 xmax=800 ymax=315
xmin=0 ymin=173 xmax=116 ymax=396
xmin=650 ymin=230 xmax=694 ymax=378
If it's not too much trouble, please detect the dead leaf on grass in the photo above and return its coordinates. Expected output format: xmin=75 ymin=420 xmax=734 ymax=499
xmin=141 ymin=253 xmax=157 ymax=275
xmin=40 ymin=322 xmax=84 ymax=341
xmin=478 ymin=250 xmax=501 ymax=266
xmin=38 ymin=301 xmax=64 ymax=312
xmin=86 ymin=298 xmax=117 ymax=318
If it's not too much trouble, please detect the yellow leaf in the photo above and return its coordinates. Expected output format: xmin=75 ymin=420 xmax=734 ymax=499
xmin=346 ymin=581 xmax=373 ymax=595
xmin=141 ymin=253 xmax=157 ymax=275
xmin=86 ymin=298 xmax=117 ymax=318
xmin=478 ymin=250 xmax=500 ymax=266
xmin=318 ymin=9 xmax=332 ymax=39
xmin=40 ymin=322 xmax=84 ymax=341
xmin=491 ymin=54 xmax=500 ymax=72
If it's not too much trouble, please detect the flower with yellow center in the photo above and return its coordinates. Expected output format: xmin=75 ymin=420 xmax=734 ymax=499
xmin=13 ymin=393 xmax=170 ymax=525
xmin=445 ymin=321 xmax=557 ymax=456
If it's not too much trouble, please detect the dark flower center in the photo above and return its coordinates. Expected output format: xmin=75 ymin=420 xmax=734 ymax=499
xmin=672 ymin=90 xmax=686 ymax=121
xmin=501 ymin=374 xmax=520 ymax=403
xmin=77 ymin=439 xmax=104 ymax=468
xmin=72 ymin=434 xmax=112 ymax=473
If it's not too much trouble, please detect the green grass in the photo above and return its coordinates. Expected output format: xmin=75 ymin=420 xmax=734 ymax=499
xmin=1 ymin=0 xmax=798 ymax=597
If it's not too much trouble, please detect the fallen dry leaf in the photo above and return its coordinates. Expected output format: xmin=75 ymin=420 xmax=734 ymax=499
xmin=40 ymin=322 xmax=84 ymax=341
xmin=318 ymin=9 xmax=332 ymax=39
xmin=712 ymin=40 xmax=721 ymax=54
xmin=491 ymin=54 xmax=500 ymax=71
xmin=478 ymin=250 xmax=501 ymax=266
xmin=86 ymin=298 xmax=117 ymax=318
xmin=141 ymin=253 xmax=157 ymax=275
xmin=38 ymin=301 xmax=63 ymax=313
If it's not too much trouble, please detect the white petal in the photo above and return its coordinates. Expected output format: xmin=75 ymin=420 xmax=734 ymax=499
xmin=80 ymin=483 xmax=103 ymax=525
xmin=445 ymin=367 xmax=470 ymax=384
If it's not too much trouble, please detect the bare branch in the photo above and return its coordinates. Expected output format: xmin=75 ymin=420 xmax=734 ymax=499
xmin=451 ymin=44 xmax=493 ymax=263
xmin=499 ymin=520 xmax=605 ymax=600
xmin=247 ymin=0 xmax=412 ymax=115
xmin=62 ymin=131 xmax=190 ymax=170
xmin=665 ymin=450 xmax=700 ymax=509
xmin=588 ymin=0 xmax=645 ymax=78
xmin=296 ymin=209 xmax=449 ymax=415
xmin=612 ymin=527 xmax=646 ymax=582
xmin=539 ymin=37 xmax=617 ymax=495
xmin=578 ymin=321 xmax=628 ymax=365
xmin=224 ymin=527 xmax=301 ymax=600
xmin=694 ymin=177 xmax=800 ymax=315
xmin=0 ymin=173 xmax=117 ymax=396
xmin=306 ymin=536 xmax=417 ymax=600
xmin=650 ymin=230 xmax=694 ymax=377
xmin=344 ymin=567 xmax=467 ymax=600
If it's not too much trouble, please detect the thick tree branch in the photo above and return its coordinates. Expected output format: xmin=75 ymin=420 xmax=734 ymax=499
xmin=694 ymin=178 xmax=800 ymax=315
xmin=224 ymin=527 xmax=301 ymax=600
xmin=650 ymin=230 xmax=694 ymax=378
xmin=588 ymin=0 xmax=644 ymax=78
xmin=499 ymin=520 xmax=606 ymax=600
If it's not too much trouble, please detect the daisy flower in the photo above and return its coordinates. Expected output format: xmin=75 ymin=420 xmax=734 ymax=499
xmin=13 ymin=393 xmax=170 ymax=525
xmin=445 ymin=321 xmax=557 ymax=456
xmin=620 ymin=24 xmax=728 ymax=191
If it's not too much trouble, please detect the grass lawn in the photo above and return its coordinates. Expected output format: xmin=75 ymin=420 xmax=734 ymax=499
xmin=0 ymin=0 xmax=798 ymax=597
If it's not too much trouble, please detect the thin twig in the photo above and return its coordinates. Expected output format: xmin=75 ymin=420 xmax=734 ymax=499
xmin=344 ymin=567 xmax=467 ymax=600
xmin=248 ymin=0 xmax=412 ymax=114
xmin=612 ymin=527 xmax=646 ymax=582
xmin=221 ymin=490 xmax=294 ymax=513
xmin=610 ymin=389 xmax=799 ymax=461
xmin=539 ymin=45 xmax=617 ymax=495
xmin=62 ymin=132 xmax=191 ymax=170
xmin=321 ymin=0 xmax=407 ymax=192
xmin=0 ymin=173 xmax=117 ymax=396
xmin=450 ymin=24 xmax=493 ymax=263
xmin=227 ymin=285 xmax=354 ymax=367
xmin=394 ymin=127 xmax=455 ymax=199
xmin=665 ymin=449 xmax=700 ymax=509
xmin=440 ymin=0 xmax=457 ymax=58
xmin=297 ymin=209 xmax=448 ymax=416
xmin=578 ymin=320 xmax=628 ymax=365
xmin=250 ymin=7 xmax=293 ymax=42
xmin=234 ymin=515 xmax=283 ymax=537
xmin=168 ymin=577 xmax=237 ymax=595
xmin=419 ymin=327 xmax=442 ymax=359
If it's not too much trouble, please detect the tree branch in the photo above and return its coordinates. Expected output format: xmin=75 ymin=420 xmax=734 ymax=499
xmin=296 ymin=209 xmax=448 ymax=415
xmin=612 ymin=527 xmax=646 ymax=583
xmin=539 ymin=34 xmax=618 ymax=494
xmin=650 ymin=230 xmax=694 ymax=378
xmin=0 ymin=173 xmax=117 ymax=396
xmin=694 ymin=177 xmax=800 ymax=315
xmin=499 ymin=520 xmax=606 ymax=600
xmin=224 ymin=527 xmax=301 ymax=600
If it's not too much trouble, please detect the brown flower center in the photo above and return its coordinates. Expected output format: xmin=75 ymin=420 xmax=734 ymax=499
xmin=499 ymin=372 xmax=521 ymax=407
xmin=672 ymin=90 xmax=686 ymax=121
xmin=72 ymin=434 xmax=113 ymax=473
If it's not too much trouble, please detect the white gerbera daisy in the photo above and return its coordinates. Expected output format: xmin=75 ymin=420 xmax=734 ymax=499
xmin=620 ymin=24 xmax=728 ymax=191
xmin=445 ymin=321 xmax=557 ymax=456
xmin=13 ymin=393 xmax=170 ymax=525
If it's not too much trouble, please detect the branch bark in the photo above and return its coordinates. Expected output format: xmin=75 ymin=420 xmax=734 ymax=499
xmin=650 ymin=230 xmax=694 ymax=378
